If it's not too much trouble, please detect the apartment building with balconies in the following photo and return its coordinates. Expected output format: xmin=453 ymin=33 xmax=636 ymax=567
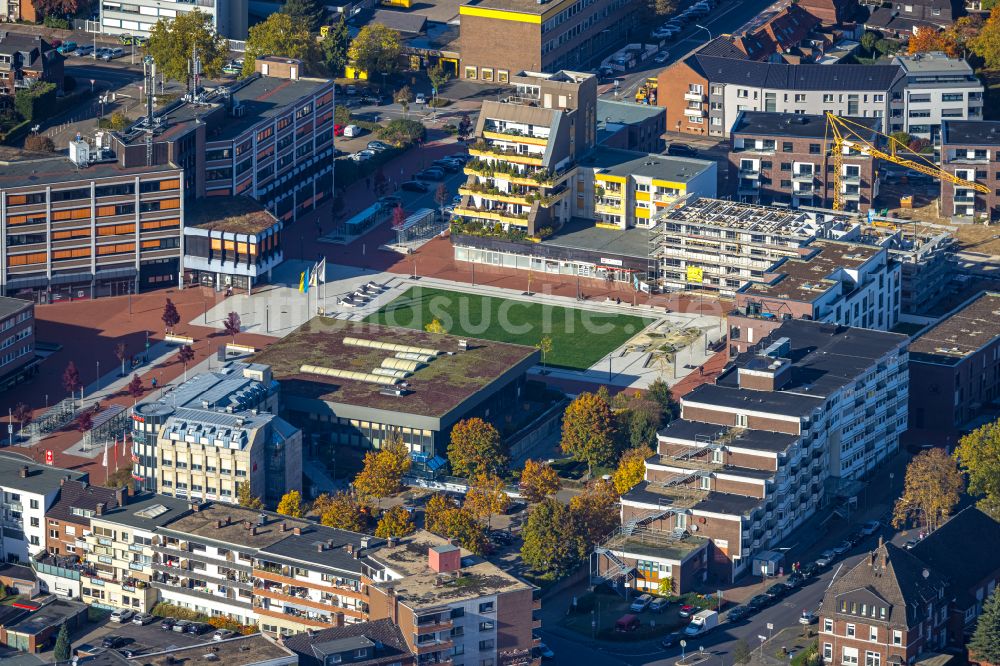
xmin=130 ymin=361 xmax=298 ymax=507
xmin=81 ymin=493 xmax=191 ymax=612
xmin=890 ymin=52 xmax=984 ymax=143
xmin=729 ymin=240 xmax=902 ymax=355
xmin=730 ymin=112 xmax=880 ymax=212
xmin=456 ymin=70 xmax=597 ymax=238
xmin=600 ymin=320 xmax=908 ymax=583
xmin=367 ymin=532 xmax=540 ymax=666
xmin=940 ymin=119 xmax=1000 ymax=221
xmin=649 ymin=198 xmax=862 ymax=296
xmin=0 ymin=455 xmax=87 ymax=565
xmin=0 ymin=145 xmax=184 ymax=303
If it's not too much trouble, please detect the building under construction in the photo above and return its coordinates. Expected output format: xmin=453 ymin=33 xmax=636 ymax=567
xmin=648 ymin=198 xmax=863 ymax=296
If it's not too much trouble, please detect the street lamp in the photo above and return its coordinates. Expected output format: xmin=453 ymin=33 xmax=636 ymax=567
xmin=695 ymin=24 xmax=712 ymax=42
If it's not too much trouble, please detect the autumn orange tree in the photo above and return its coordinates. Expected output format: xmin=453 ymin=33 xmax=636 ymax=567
xmin=375 ymin=505 xmax=416 ymax=538
xmin=435 ymin=506 xmax=488 ymax=554
xmin=973 ymin=7 xmax=1000 ymax=69
xmin=447 ymin=417 xmax=507 ymax=478
xmin=569 ymin=479 xmax=620 ymax=547
xmin=519 ymin=459 xmax=560 ymax=503
xmin=908 ymin=28 xmax=959 ymax=57
xmin=464 ymin=473 xmax=510 ymax=529
xmin=892 ymin=448 xmax=964 ymax=531
xmin=315 ymin=491 xmax=368 ymax=532
xmin=954 ymin=418 xmax=1000 ymax=519
xmin=353 ymin=437 xmax=412 ymax=507
xmin=560 ymin=391 xmax=616 ymax=475
xmin=424 ymin=492 xmax=459 ymax=533
xmin=276 ymin=490 xmax=304 ymax=517
xmin=613 ymin=445 xmax=653 ymax=494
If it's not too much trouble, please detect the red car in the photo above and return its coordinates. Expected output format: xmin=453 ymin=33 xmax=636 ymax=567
xmin=334 ymin=124 xmax=345 ymax=136
xmin=679 ymin=604 xmax=700 ymax=618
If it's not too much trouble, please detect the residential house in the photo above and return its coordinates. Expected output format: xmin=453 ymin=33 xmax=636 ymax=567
xmin=890 ymin=52 xmax=983 ymax=142
xmin=44 ymin=479 xmax=121 ymax=558
xmin=0 ymin=32 xmax=63 ymax=96
xmin=940 ymin=119 xmax=1000 ymax=220
xmin=282 ymin=619 xmax=415 ymax=666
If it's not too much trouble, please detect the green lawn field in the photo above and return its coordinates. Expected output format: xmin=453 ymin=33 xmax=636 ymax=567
xmin=365 ymin=287 xmax=654 ymax=371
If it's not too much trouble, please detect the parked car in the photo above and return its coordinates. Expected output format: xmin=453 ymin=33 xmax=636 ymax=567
xmin=861 ymin=520 xmax=881 ymax=536
xmin=345 ymin=85 xmax=358 ymax=95
xmin=650 ymin=597 xmax=670 ymax=613
xmin=800 ymin=562 xmax=820 ymax=578
xmin=765 ymin=583 xmax=788 ymax=599
xmin=799 ymin=610 xmax=818 ymax=625
xmin=684 ymin=610 xmax=718 ymax=636
xmin=57 ymin=41 xmax=78 ymax=54
xmin=334 ymin=124 xmax=345 ymax=136
xmin=186 ymin=622 xmax=209 ymax=635
xmin=160 ymin=618 xmax=176 ymax=631
xmin=377 ymin=195 xmax=402 ymax=208
xmin=368 ymin=141 xmax=391 ymax=152
xmin=350 ymin=150 xmax=375 ymax=162
xmin=833 ymin=540 xmax=852 ymax=556
xmin=747 ymin=594 xmax=772 ymax=610
xmin=416 ymin=168 xmax=445 ymax=181
xmin=400 ymin=180 xmax=429 ymax=193
xmin=447 ymin=153 xmax=472 ymax=164
xmin=726 ymin=605 xmax=752 ymax=622
xmin=74 ymin=45 xmax=95 ymax=57
xmin=110 ymin=609 xmax=135 ymax=623
xmin=102 ymin=636 xmax=126 ymax=649
xmin=415 ymin=93 xmax=427 ymax=105
xmin=785 ymin=572 xmax=805 ymax=589
xmin=132 ymin=612 xmax=155 ymax=626
xmin=661 ymin=632 xmax=684 ymax=648
xmin=95 ymin=47 xmax=111 ymax=59
xmin=654 ymin=51 xmax=671 ymax=64
xmin=538 ymin=643 xmax=555 ymax=660
xmin=679 ymin=604 xmax=700 ymax=618
xmin=816 ymin=550 xmax=837 ymax=567
xmin=667 ymin=142 xmax=698 ymax=157
xmin=904 ymin=537 xmax=920 ymax=549
xmin=213 ymin=629 xmax=236 ymax=641
xmin=102 ymin=47 xmax=124 ymax=61
xmin=119 ymin=647 xmax=141 ymax=658
xmin=343 ymin=124 xmax=363 ymax=138
xmin=432 ymin=159 xmax=461 ymax=172
xmin=630 ymin=593 xmax=653 ymax=612
xmin=223 ymin=60 xmax=243 ymax=74
xmin=171 ymin=620 xmax=193 ymax=633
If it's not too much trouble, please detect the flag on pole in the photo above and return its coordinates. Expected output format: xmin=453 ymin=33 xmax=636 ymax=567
xmin=308 ymin=265 xmax=318 ymax=288
xmin=303 ymin=267 xmax=311 ymax=293
xmin=113 ymin=436 xmax=119 ymax=473
xmin=316 ymin=257 xmax=327 ymax=284
xmin=102 ymin=439 xmax=108 ymax=469
xmin=298 ymin=271 xmax=305 ymax=293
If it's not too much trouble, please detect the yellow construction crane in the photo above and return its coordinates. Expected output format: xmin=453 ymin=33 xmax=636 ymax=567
xmin=824 ymin=112 xmax=989 ymax=211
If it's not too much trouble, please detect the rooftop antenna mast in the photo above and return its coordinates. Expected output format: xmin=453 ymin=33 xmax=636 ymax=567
xmin=192 ymin=40 xmax=201 ymax=100
xmin=143 ymin=55 xmax=155 ymax=167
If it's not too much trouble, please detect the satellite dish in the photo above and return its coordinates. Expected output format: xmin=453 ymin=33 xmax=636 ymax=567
xmin=30 ymin=125 xmax=40 ymax=134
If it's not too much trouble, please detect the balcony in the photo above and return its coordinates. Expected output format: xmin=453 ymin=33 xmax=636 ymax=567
xmin=452 ymin=206 xmax=529 ymax=226
xmin=468 ymin=142 xmax=544 ymax=167
xmin=738 ymin=168 xmax=760 ymax=178
xmin=683 ymin=107 xmax=705 ymax=118
xmin=254 ymin=604 xmax=336 ymax=628
xmin=482 ymin=130 xmax=548 ymax=146
xmin=415 ymin=639 xmax=455 ymax=655
xmin=684 ymin=92 xmax=705 ymax=102
xmin=792 ymin=172 xmax=815 ymax=182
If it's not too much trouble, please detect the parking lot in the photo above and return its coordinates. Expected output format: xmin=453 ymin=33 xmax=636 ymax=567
xmin=76 ymin=616 xmax=221 ymax=659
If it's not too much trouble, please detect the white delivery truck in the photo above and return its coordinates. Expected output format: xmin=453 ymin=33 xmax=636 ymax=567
xmin=684 ymin=609 xmax=719 ymax=636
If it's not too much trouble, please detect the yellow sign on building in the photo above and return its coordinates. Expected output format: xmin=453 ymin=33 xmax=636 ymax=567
xmin=686 ymin=266 xmax=704 ymax=283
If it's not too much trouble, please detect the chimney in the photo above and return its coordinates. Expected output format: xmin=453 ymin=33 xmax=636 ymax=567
xmin=317 ymin=542 xmax=325 ymax=552
xmin=216 ymin=519 xmax=224 ymax=529
xmin=428 ymin=545 xmax=461 ymax=574
xmin=81 ymin=480 xmax=87 ymax=490
xmin=96 ymin=502 xmax=105 ymax=516
xmin=243 ymin=520 xmax=252 ymax=530
xmin=225 ymin=516 xmax=231 ymax=526
xmin=346 ymin=543 xmax=354 ymax=556
xmin=360 ymin=537 xmax=371 ymax=549
xmin=19 ymin=466 xmax=28 ymax=478
xmin=292 ymin=527 xmax=302 ymax=536
xmin=115 ymin=485 xmax=128 ymax=508
xmin=60 ymin=477 xmax=66 ymax=486
xmin=189 ymin=502 xmax=200 ymax=512
xmin=281 ymin=522 xmax=288 ymax=532
xmin=387 ymin=536 xmax=399 ymax=547
xmin=250 ymin=526 xmax=257 ymax=536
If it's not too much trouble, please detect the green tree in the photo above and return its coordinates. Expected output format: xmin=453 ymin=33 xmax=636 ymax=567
xmin=733 ymin=639 xmax=752 ymax=665
xmin=315 ymin=492 xmax=367 ymax=532
xmin=447 ymin=417 xmax=507 ymax=478
xmin=375 ymin=505 xmax=416 ymax=538
xmin=348 ymin=23 xmax=402 ymax=77
xmin=276 ymin=490 xmax=304 ymax=517
xmin=519 ymin=459 xmax=560 ymax=503
xmin=860 ymin=31 xmax=878 ymax=54
xmin=892 ymin=448 xmax=964 ymax=531
xmin=647 ymin=377 xmax=676 ymax=424
xmin=53 ymin=624 xmax=71 ymax=662
xmin=613 ymin=445 xmax=653 ymax=494
xmin=236 ymin=482 xmax=264 ymax=510
xmin=520 ymin=498 xmax=585 ymax=577
xmin=874 ymin=38 xmax=900 ymax=56
xmin=244 ymin=12 xmax=319 ymax=78
xmin=376 ymin=118 xmax=425 ymax=146
xmin=147 ymin=10 xmax=228 ymax=83
xmin=321 ymin=17 xmax=350 ymax=76
xmin=535 ymin=336 xmax=553 ymax=372
xmin=560 ymin=392 xmax=616 ymax=475
xmin=970 ymin=591 xmax=1000 ymax=666
xmin=282 ymin=0 xmax=326 ymax=32
xmin=954 ymin=418 xmax=1000 ymax=519
xmin=427 ymin=62 xmax=450 ymax=100
xmin=972 ymin=8 xmax=1000 ymax=68
xmin=437 ymin=507 xmax=488 ymax=554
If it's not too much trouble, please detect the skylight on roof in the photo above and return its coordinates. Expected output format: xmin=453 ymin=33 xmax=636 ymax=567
xmin=135 ymin=504 xmax=170 ymax=519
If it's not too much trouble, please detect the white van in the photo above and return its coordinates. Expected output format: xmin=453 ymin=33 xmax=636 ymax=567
xmin=343 ymin=124 xmax=363 ymax=137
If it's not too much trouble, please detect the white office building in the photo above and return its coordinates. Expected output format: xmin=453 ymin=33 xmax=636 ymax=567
xmin=100 ymin=0 xmax=248 ymax=40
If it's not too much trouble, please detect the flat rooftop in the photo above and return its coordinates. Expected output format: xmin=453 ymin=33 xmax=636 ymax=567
xmin=606 ymin=530 xmax=708 ymax=561
xmin=732 ymin=112 xmax=879 ymax=139
xmin=161 ymin=503 xmax=312 ymax=549
xmin=252 ymin=319 xmax=538 ymax=419
xmin=7 ymin=598 xmax=85 ymax=635
xmin=542 ymin=216 xmax=649 ymax=259
xmin=658 ymin=419 xmax=798 ymax=453
xmin=597 ymin=99 xmax=665 ymax=127
xmin=258 ymin=524 xmax=383 ymax=576
xmin=741 ymin=240 xmax=883 ymax=303
xmin=909 ymin=291 xmax=1000 ymax=363
xmin=461 ymin=0 xmax=573 ymax=16
xmin=660 ymin=197 xmax=849 ymax=236
xmin=96 ymin=493 xmax=192 ymax=531
xmin=136 ymin=362 xmax=272 ymax=418
xmin=136 ymin=634 xmax=294 ymax=665
xmin=623 ymin=481 xmax=763 ymax=515
xmin=581 ymin=146 xmax=714 ymax=181
xmin=187 ymin=196 xmax=279 ymax=235
xmin=942 ymin=120 xmax=1000 ymax=146
xmin=369 ymin=531 xmax=532 ymax=611
xmin=0 ymin=296 xmax=32 ymax=320
xmin=0 ymin=147 xmax=174 ymax=189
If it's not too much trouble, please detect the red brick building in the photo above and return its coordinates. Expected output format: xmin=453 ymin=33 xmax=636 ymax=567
xmin=0 ymin=31 xmax=63 ymax=96
xmin=44 ymin=479 xmax=122 ymax=558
